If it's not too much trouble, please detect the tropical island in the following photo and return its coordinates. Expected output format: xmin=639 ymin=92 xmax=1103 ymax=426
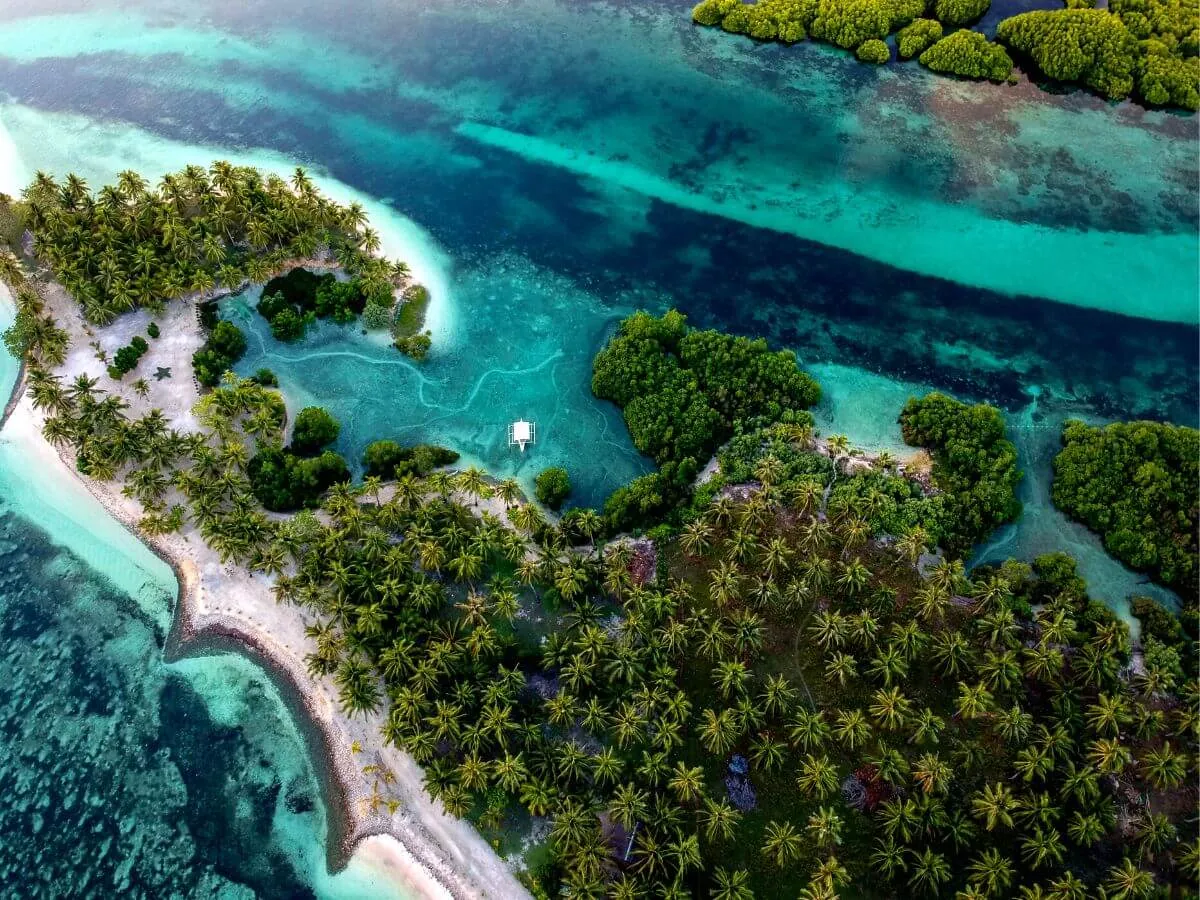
xmin=690 ymin=0 xmax=1200 ymax=110
xmin=1 ymin=164 xmax=1198 ymax=900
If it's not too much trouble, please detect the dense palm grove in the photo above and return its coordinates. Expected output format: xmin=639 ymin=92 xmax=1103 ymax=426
xmin=1 ymin=171 xmax=1197 ymax=900
xmin=18 ymin=163 xmax=399 ymax=324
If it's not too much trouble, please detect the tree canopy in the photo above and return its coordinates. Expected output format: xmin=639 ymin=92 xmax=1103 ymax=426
xmin=899 ymin=392 xmax=1022 ymax=554
xmin=919 ymin=29 xmax=1015 ymax=81
xmin=1052 ymin=419 xmax=1199 ymax=599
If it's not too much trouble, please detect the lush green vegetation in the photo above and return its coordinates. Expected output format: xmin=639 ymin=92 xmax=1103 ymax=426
xmin=247 ymin=446 xmax=352 ymax=512
xmin=933 ymin=0 xmax=989 ymax=27
xmin=291 ymin=405 xmax=341 ymax=456
xmin=17 ymin=327 xmax=1196 ymax=895
xmin=997 ymin=5 xmax=1200 ymax=109
xmin=0 ymin=246 xmax=69 ymax=368
xmin=17 ymin=163 xmax=395 ymax=324
xmin=689 ymin=0 xmax=1199 ymax=109
xmin=362 ymin=440 xmax=459 ymax=479
xmin=8 ymin=164 xmax=431 ymax=378
xmin=192 ymin=319 xmax=247 ymax=388
xmin=4 ymin=189 xmax=1196 ymax=900
xmin=856 ymin=37 xmax=892 ymax=61
xmin=1052 ymin=419 xmax=1199 ymax=600
xmin=107 ymin=334 xmax=149 ymax=380
xmin=919 ymin=30 xmax=1015 ymax=80
xmin=256 ymin=267 xmax=398 ymax=342
xmin=535 ymin=467 xmax=573 ymax=510
xmin=897 ymin=18 xmax=944 ymax=57
xmin=277 ymin=458 xmax=1196 ymax=899
xmin=899 ymin=393 xmax=1022 ymax=555
xmin=392 ymin=283 xmax=433 ymax=361
xmin=593 ymin=310 xmax=820 ymax=528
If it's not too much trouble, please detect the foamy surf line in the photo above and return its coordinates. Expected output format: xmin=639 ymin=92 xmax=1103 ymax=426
xmin=0 ymin=102 xmax=459 ymax=350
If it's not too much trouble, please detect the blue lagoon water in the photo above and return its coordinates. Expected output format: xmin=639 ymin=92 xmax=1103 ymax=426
xmin=0 ymin=0 xmax=1196 ymax=893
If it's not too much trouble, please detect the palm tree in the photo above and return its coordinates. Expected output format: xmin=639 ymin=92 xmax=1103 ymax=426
xmin=870 ymin=687 xmax=912 ymax=732
xmin=837 ymin=557 xmax=872 ymax=596
xmin=931 ymin=631 xmax=974 ymax=677
xmin=1103 ymin=857 xmax=1154 ymax=899
xmin=607 ymin=782 xmax=648 ymax=830
xmin=788 ymin=709 xmax=830 ymax=752
xmin=711 ymin=867 xmax=753 ymax=900
xmin=956 ymin=681 xmax=994 ymax=720
xmin=667 ymin=762 xmax=705 ymax=806
xmin=870 ymin=837 xmax=907 ymax=880
xmin=761 ymin=820 xmax=803 ymax=868
xmin=824 ymin=652 xmax=857 ymax=686
xmin=806 ymin=806 xmax=843 ymax=850
xmin=866 ymin=643 xmax=909 ymax=687
xmin=699 ymin=708 xmax=740 ymax=756
xmin=1065 ymin=811 xmax=1105 ymax=847
xmin=833 ymin=709 xmax=872 ymax=750
xmin=909 ymin=707 xmax=945 ymax=746
xmin=966 ymin=848 xmax=1014 ymax=897
xmin=699 ymin=798 xmax=741 ymax=844
xmin=907 ymin=847 xmax=951 ymax=896
xmin=1135 ymin=813 xmax=1177 ymax=860
xmin=971 ymin=782 xmax=1016 ymax=831
xmin=895 ymin=526 xmax=929 ymax=566
xmin=1140 ymin=741 xmax=1187 ymax=788
xmin=1020 ymin=826 xmax=1065 ymax=870
xmin=1086 ymin=692 xmax=1130 ymax=736
xmin=911 ymin=752 xmax=951 ymax=795
xmin=1088 ymin=737 xmax=1132 ymax=774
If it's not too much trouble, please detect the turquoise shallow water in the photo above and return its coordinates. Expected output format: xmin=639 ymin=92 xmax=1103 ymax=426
xmin=0 ymin=0 xmax=1196 ymax=893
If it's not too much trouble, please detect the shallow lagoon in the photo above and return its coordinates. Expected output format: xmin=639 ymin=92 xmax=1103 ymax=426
xmin=0 ymin=0 xmax=1197 ymax=894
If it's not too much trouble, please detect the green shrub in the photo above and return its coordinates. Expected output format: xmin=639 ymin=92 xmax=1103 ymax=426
xmin=920 ymin=29 xmax=1015 ymax=80
xmin=291 ymin=406 xmax=341 ymax=456
xmin=535 ymin=467 xmax=572 ymax=509
xmin=393 ymin=283 xmax=430 ymax=338
xmin=996 ymin=9 xmax=1137 ymax=97
xmin=897 ymin=18 xmax=944 ymax=57
xmin=363 ymin=298 xmax=394 ymax=331
xmin=362 ymin=440 xmax=459 ymax=478
xmin=192 ymin=320 xmax=247 ymax=388
xmin=261 ymin=268 xmax=335 ymax=312
xmin=314 ymin=278 xmax=367 ymax=323
xmin=1137 ymin=53 xmax=1200 ymax=108
xmin=108 ymin=334 xmax=150 ymax=379
xmin=394 ymin=332 xmax=432 ymax=361
xmin=247 ymin=447 xmax=350 ymax=511
xmin=269 ymin=307 xmax=310 ymax=342
xmin=933 ymin=0 xmax=990 ymax=26
xmin=146 ymin=321 xmax=160 ymax=339
xmin=857 ymin=37 xmax=892 ymax=60
xmin=810 ymin=0 xmax=892 ymax=47
xmin=249 ymin=368 xmax=279 ymax=387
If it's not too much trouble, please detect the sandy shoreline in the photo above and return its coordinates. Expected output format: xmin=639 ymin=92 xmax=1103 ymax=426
xmin=0 ymin=274 xmax=527 ymax=899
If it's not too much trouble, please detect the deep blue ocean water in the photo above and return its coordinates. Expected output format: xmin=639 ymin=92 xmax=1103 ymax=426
xmin=0 ymin=0 xmax=1196 ymax=894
